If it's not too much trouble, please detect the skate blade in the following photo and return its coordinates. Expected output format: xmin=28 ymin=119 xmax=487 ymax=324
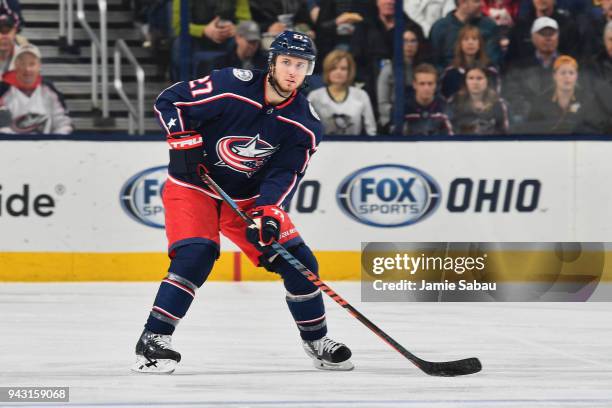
xmin=131 ymin=355 xmax=177 ymax=374
xmin=312 ymin=358 xmax=355 ymax=371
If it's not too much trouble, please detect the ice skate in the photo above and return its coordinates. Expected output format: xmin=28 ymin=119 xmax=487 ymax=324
xmin=302 ymin=336 xmax=354 ymax=371
xmin=131 ymin=329 xmax=181 ymax=374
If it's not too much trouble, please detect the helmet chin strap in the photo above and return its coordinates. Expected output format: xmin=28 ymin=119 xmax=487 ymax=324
xmin=268 ymin=64 xmax=294 ymax=100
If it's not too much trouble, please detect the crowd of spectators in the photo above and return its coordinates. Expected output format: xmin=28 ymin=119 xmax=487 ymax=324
xmin=128 ymin=0 xmax=612 ymax=136
xmin=0 ymin=0 xmax=608 ymax=136
xmin=3 ymin=0 xmax=610 ymax=136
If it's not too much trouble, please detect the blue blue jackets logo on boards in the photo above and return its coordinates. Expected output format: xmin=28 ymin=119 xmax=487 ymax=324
xmin=120 ymin=166 xmax=167 ymax=229
xmin=337 ymin=164 xmax=440 ymax=227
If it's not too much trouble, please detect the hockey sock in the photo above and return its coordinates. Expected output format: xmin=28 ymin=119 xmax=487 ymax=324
xmin=272 ymin=244 xmax=328 ymax=341
xmin=145 ymin=243 xmax=216 ymax=335
xmin=286 ymin=289 xmax=327 ymax=341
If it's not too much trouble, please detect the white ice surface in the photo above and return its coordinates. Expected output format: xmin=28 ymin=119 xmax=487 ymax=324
xmin=1 ymin=282 xmax=611 ymax=408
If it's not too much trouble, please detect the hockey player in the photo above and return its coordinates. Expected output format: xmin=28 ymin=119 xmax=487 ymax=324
xmin=132 ymin=31 xmax=353 ymax=374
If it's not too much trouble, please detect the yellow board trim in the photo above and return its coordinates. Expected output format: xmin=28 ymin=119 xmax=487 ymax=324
xmin=0 ymin=251 xmax=360 ymax=282
xmin=2 ymin=250 xmax=611 ymax=283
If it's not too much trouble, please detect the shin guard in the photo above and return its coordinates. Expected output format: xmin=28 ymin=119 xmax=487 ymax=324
xmin=145 ymin=242 xmax=217 ymax=334
xmin=271 ymin=244 xmax=328 ymax=341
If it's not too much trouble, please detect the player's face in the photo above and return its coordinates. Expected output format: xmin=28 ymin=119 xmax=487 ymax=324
xmin=553 ymin=63 xmax=577 ymax=93
xmin=605 ymin=30 xmax=612 ymax=57
xmin=403 ymin=31 xmax=418 ymax=59
xmin=15 ymin=53 xmax=41 ymax=85
xmin=461 ymin=33 xmax=480 ymax=57
xmin=413 ymin=73 xmax=437 ymax=102
xmin=328 ymin=58 xmax=350 ymax=87
xmin=466 ymin=69 xmax=488 ymax=95
xmin=274 ymin=55 xmax=309 ymax=92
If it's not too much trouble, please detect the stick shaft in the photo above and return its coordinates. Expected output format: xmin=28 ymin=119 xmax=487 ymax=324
xmin=199 ymin=170 xmax=425 ymax=365
xmin=198 ymin=168 xmax=481 ymax=376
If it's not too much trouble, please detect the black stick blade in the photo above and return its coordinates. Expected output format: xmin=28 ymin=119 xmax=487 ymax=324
xmin=421 ymin=357 xmax=482 ymax=377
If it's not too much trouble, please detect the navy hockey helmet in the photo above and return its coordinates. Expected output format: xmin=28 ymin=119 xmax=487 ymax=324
xmin=268 ymin=31 xmax=316 ymax=75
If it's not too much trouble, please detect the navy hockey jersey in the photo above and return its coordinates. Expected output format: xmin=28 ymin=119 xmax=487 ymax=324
xmin=154 ymin=68 xmax=323 ymax=208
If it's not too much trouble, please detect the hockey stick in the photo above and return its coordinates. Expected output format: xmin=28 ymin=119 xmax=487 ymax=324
xmin=197 ymin=165 xmax=482 ymax=377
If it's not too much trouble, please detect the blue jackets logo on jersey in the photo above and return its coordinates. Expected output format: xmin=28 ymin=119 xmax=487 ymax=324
xmin=215 ymin=134 xmax=279 ymax=176
xmin=120 ymin=166 xmax=167 ymax=229
xmin=336 ymin=164 xmax=441 ymax=228
xmin=14 ymin=112 xmax=48 ymax=133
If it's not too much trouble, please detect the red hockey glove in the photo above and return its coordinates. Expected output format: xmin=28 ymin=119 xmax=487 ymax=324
xmin=166 ymin=130 xmax=203 ymax=150
xmin=246 ymin=205 xmax=285 ymax=246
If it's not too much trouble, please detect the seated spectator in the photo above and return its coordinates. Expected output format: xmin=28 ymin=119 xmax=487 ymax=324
xmin=308 ymin=50 xmax=377 ymax=135
xmin=0 ymin=5 xmax=27 ymax=76
xmin=171 ymin=0 xmax=251 ymax=79
xmin=210 ymin=21 xmax=267 ymax=72
xmin=172 ymin=0 xmax=249 ymax=49
xmin=577 ymin=0 xmax=612 ymax=57
xmin=440 ymin=25 xmax=500 ymax=100
xmin=249 ymin=0 xmax=314 ymax=35
xmin=527 ymin=55 xmax=603 ymax=133
xmin=377 ymin=27 xmax=426 ymax=133
xmin=0 ymin=44 xmax=72 ymax=134
xmin=585 ymin=23 xmax=612 ymax=132
xmin=588 ymin=21 xmax=612 ymax=84
xmin=351 ymin=0 xmax=425 ymax=116
xmin=430 ymin=0 xmax=502 ymax=68
xmin=254 ymin=0 xmax=315 ymax=52
xmin=403 ymin=63 xmax=453 ymax=135
xmin=449 ymin=65 xmax=509 ymax=134
xmin=503 ymin=16 xmax=560 ymax=123
xmin=481 ymin=0 xmax=520 ymax=52
xmin=314 ymin=0 xmax=372 ymax=59
xmin=404 ymin=0 xmax=456 ymax=37
xmin=507 ymin=0 xmax=580 ymax=62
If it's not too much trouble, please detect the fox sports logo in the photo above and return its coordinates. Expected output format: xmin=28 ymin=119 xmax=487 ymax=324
xmin=337 ymin=164 xmax=440 ymax=227
xmin=120 ymin=166 xmax=167 ymax=229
